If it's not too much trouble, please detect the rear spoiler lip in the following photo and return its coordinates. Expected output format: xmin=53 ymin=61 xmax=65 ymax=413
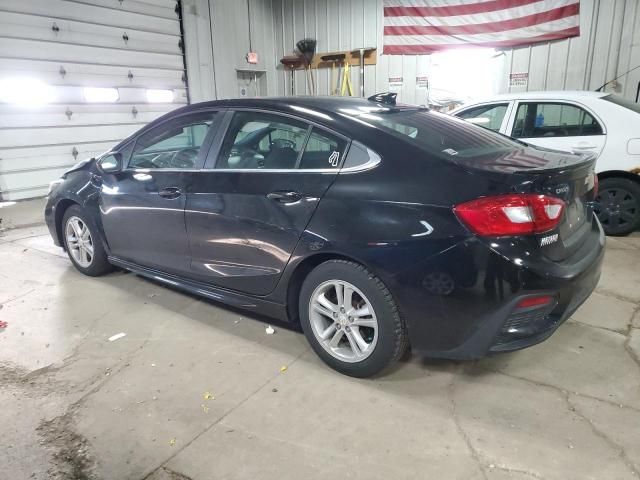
xmin=449 ymin=147 xmax=598 ymax=176
xmin=512 ymin=151 xmax=597 ymax=175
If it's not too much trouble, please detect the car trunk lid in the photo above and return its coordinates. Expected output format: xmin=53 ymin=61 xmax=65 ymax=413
xmin=453 ymin=146 xmax=598 ymax=261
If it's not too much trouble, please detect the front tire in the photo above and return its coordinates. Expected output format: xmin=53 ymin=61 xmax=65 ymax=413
xmin=62 ymin=205 xmax=113 ymax=276
xmin=594 ymin=177 xmax=640 ymax=236
xmin=299 ymin=260 xmax=408 ymax=378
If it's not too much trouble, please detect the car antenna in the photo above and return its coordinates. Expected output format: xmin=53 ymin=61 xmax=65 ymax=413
xmin=595 ymin=64 xmax=640 ymax=92
xmin=368 ymin=92 xmax=397 ymax=105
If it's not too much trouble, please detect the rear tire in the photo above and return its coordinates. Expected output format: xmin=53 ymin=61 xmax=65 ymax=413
xmin=299 ymin=260 xmax=408 ymax=378
xmin=62 ymin=205 xmax=113 ymax=276
xmin=594 ymin=177 xmax=640 ymax=236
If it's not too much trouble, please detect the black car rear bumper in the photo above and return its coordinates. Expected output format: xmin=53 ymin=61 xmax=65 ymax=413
xmin=392 ymin=218 xmax=605 ymax=360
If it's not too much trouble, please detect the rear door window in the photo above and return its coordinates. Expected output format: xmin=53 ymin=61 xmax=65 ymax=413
xmin=602 ymin=94 xmax=640 ymax=114
xmin=456 ymin=103 xmax=508 ymax=132
xmin=511 ymin=102 xmax=603 ymax=138
xmin=214 ymin=111 xmax=349 ymax=170
xmin=298 ymin=129 xmax=347 ymax=170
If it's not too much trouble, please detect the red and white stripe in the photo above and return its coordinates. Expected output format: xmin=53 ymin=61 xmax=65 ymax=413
xmin=383 ymin=0 xmax=580 ymax=54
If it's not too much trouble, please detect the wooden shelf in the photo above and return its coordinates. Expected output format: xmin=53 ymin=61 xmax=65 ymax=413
xmin=280 ymin=48 xmax=377 ymax=71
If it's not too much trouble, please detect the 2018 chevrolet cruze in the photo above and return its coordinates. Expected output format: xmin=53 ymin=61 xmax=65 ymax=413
xmin=45 ymin=94 xmax=604 ymax=377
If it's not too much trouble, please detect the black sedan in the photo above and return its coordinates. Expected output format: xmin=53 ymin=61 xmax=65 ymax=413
xmin=45 ymin=94 xmax=604 ymax=377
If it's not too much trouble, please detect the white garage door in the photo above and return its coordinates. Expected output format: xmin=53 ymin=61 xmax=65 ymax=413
xmin=0 ymin=0 xmax=188 ymax=200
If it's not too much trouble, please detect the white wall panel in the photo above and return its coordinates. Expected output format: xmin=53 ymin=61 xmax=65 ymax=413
xmin=505 ymin=0 xmax=640 ymax=97
xmin=0 ymin=0 xmax=187 ymax=200
xmin=184 ymin=0 xmax=640 ymax=108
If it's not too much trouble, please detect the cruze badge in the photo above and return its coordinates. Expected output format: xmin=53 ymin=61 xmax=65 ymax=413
xmin=540 ymin=233 xmax=559 ymax=246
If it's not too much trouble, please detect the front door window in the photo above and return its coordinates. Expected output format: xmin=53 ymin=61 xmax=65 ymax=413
xmin=129 ymin=112 xmax=217 ymax=169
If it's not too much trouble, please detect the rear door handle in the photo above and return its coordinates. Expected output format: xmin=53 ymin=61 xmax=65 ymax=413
xmin=158 ymin=187 xmax=182 ymax=199
xmin=267 ymin=190 xmax=302 ymax=204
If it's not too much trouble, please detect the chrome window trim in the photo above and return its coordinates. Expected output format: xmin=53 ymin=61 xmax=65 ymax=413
xmin=125 ymin=167 xmax=339 ymax=174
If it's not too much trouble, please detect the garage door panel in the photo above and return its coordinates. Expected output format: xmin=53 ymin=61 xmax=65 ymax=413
xmin=1 ymin=12 xmax=181 ymax=55
xmin=0 ymin=123 xmax=145 ymax=149
xmin=1 ymin=150 xmax=110 ymax=174
xmin=0 ymin=141 xmax=118 ymax=161
xmin=1 ymin=38 xmax=183 ymax=70
xmin=0 ymin=103 xmax=175 ymax=118
xmin=0 ymin=110 xmax=167 ymax=129
xmin=0 ymin=58 xmax=185 ymax=88
xmin=0 ymin=167 xmax=71 ymax=200
xmin=68 ymin=0 xmax=178 ymax=20
xmin=0 ymin=0 xmax=179 ymax=34
xmin=0 ymin=0 xmax=186 ymax=200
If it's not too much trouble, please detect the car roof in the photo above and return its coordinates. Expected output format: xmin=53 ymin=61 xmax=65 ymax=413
xmin=460 ymin=90 xmax=609 ymax=104
xmin=186 ymin=95 xmax=422 ymax=116
xmin=116 ymin=96 xmax=425 ymax=151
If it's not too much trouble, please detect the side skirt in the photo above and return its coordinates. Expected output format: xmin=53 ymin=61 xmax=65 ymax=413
xmin=108 ymin=256 xmax=289 ymax=321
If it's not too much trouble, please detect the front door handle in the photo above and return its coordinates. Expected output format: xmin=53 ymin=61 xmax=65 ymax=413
xmin=158 ymin=187 xmax=182 ymax=199
xmin=267 ymin=190 xmax=302 ymax=204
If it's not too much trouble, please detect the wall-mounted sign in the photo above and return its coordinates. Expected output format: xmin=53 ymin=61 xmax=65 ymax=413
xmin=388 ymin=76 xmax=403 ymax=92
xmin=509 ymin=72 xmax=528 ymax=87
xmin=416 ymin=76 xmax=428 ymax=88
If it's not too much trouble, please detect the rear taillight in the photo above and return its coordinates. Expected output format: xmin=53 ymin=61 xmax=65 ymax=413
xmin=454 ymin=194 xmax=565 ymax=236
xmin=593 ymin=174 xmax=599 ymax=197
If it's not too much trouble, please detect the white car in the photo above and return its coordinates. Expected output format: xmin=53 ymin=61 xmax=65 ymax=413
xmin=451 ymin=91 xmax=640 ymax=235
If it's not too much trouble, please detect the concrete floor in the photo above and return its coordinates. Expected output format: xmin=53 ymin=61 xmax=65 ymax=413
xmin=1 ymin=204 xmax=640 ymax=480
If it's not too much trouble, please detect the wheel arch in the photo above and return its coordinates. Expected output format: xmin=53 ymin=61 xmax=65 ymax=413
xmin=285 ymin=252 xmax=363 ymax=325
xmin=54 ymin=199 xmax=80 ymax=248
xmin=597 ymin=170 xmax=640 ymax=183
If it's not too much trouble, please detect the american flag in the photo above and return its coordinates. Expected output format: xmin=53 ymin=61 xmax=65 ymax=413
xmin=383 ymin=0 xmax=580 ymax=54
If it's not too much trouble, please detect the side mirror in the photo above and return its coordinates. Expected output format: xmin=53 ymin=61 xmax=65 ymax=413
xmin=97 ymin=152 xmax=122 ymax=173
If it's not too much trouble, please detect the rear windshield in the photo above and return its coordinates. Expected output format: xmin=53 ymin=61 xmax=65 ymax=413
xmin=602 ymin=94 xmax=640 ymax=114
xmin=355 ymin=109 xmax=522 ymax=159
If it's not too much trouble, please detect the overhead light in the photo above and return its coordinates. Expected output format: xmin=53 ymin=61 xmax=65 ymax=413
xmin=146 ymin=89 xmax=174 ymax=103
xmin=83 ymin=87 xmax=119 ymax=103
xmin=0 ymin=78 xmax=55 ymax=106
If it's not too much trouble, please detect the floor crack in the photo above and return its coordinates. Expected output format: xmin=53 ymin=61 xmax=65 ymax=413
xmin=477 ymin=365 xmax=640 ymax=414
xmin=566 ymin=394 xmax=640 ymax=477
xmin=448 ymin=376 xmax=489 ymax=480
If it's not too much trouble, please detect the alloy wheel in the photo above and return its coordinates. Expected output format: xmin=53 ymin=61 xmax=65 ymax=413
xmin=594 ymin=187 xmax=639 ymax=232
xmin=65 ymin=216 xmax=94 ymax=268
xmin=308 ymin=280 xmax=378 ymax=363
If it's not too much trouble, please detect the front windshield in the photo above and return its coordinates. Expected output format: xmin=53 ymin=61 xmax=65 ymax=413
xmin=352 ymin=109 xmax=522 ymax=159
xmin=603 ymin=94 xmax=640 ymax=114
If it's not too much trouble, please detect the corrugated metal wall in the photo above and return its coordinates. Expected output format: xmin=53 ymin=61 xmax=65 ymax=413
xmin=0 ymin=0 xmax=187 ymax=200
xmin=272 ymin=0 xmax=433 ymax=104
xmin=182 ymin=0 xmax=279 ymax=101
xmin=503 ymin=0 xmax=640 ymax=98
xmin=184 ymin=0 xmax=640 ymax=105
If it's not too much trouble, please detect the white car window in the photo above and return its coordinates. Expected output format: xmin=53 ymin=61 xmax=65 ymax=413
xmin=511 ymin=102 xmax=603 ymax=138
xmin=456 ymin=103 xmax=508 ymax=132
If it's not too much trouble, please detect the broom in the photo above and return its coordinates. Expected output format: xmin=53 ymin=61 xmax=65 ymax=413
xmin=296 ymin=38 xmax=316 ymax=95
